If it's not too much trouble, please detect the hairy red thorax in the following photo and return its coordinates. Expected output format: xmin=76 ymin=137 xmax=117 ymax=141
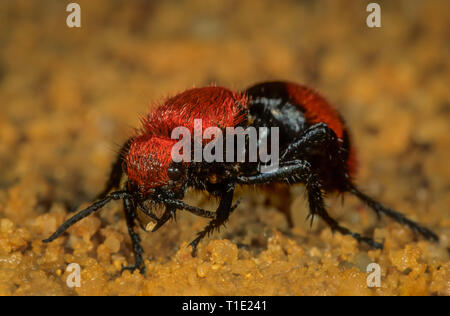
xmin=126 ymin=86 xmax=248 ymax=191
xmin=126 ymin=135 xmax=176 ymax=190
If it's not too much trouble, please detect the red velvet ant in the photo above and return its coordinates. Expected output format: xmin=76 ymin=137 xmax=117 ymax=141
xmin=44 ymin=81 xmax=438 ymax=274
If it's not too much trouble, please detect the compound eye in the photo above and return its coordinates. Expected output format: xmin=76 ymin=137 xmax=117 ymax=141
xmin=167 ymin=166 xmax=183 ymax=181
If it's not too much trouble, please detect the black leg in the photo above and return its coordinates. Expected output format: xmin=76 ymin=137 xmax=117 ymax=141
xmin=136 ymin=198 xmax=218 ymax=233
xmin=136 ymin=202 xmax=162 ymax=225
xmin=138 ymin=198 xmax=217 ymax=223
xmin=189 ymin=183 xmax=238 ymax=256
xmin=349 ymin=186 xmax=439 ymax=242
xmin=305 ymin=174 xmax=383 ymax=249
xmin=121 ymin=197 xmax=146 ymax=274
xmin=237 ymin=160 xmax=312 ymax=185
xmin=134 ymin=196 xmax=226 ymax=236
xmin=95 ymin=139 xmax=131 ymax=200
xmin=281 ymin=123 xmax=340 ymax=160
xmin=238 ymin=161 xmax=383 ymax=249
xmin=148 ymin=205 xmax=176 ymax=232
xmin=43 ymin=191 xmax=130 ymax=243
xmin=163 ymin=199 xmax=217 ymax=220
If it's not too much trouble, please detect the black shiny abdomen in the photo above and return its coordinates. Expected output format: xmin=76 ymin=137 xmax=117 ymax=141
xmin=246 ymin=82 xmax=310 ymax=152
xmin=246 ymin=81 xmax=350 ymax=191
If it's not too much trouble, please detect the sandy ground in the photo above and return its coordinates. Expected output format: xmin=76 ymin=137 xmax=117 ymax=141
xmin=0 ymin=0 xmax=449 ymax=295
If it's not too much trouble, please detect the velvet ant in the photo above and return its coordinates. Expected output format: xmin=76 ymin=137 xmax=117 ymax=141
xmin=44 ymin=81 xmax=438 ymax=273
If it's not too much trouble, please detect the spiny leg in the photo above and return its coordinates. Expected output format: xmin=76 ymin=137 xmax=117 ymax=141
xmin=237 ymin=161 xmax=383 ymax=249
xmin=237 ymin=160 xmax=312 ymax=185
xmin=137 ymin=201 xmax=176 ymax=233
xmin=121 ymin=197 xmax=146 ymax=274
xmin=189 ymin=183 xmax=237 ymax=257
xmin=151 ymin=199 xmax=221 ymax=233
xmin=281 ymin=123 xmax=340 ymax=160
xmin=278 ymin=123 xmax=436 ymax=246
xmin=43 ymin=191 xmax=130 ymax=243
xmin=349 ymin=186 xmax=439 ymax=242
xmin=135 ymin=202 xmax=161 ymax=231
xmin=137 ymin=198 xmax=218 ymax=233
xmin=305 ymin=175 xmax=383 ymax=249
xmin=163 ymin=198 xmax=217 ymax=220
xmin=149 ymin=206 xmax=174 ymax=232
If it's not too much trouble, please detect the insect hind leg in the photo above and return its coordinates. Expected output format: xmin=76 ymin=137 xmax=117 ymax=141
xmin=349 ymin=185 xmax=439 ymax=242
xmin=237 ymin=160 xmax=383 ymax=249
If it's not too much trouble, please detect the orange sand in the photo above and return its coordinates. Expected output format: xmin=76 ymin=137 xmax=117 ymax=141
xmin=0 ymin=0 xmax=448 ymax=295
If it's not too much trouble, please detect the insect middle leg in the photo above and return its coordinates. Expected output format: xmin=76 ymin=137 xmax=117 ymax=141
xmin=280 ymin=124 xmax=438 ymax=244
xmin=281 ymin=123 xmax=342 ymax=161
xmin=138 ymin=198 xmax=217 ymax=233
xmin=237 ymin=161 xmax=383 ymax=249
xmin=121 ymin=197 xmax=146 ymax=274
xmin=188 ymin=183 xmax=238 ymax=256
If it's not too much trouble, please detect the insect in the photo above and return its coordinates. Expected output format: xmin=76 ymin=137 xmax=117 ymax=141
xmin=44 ymin=81 xmax=439 ymax=274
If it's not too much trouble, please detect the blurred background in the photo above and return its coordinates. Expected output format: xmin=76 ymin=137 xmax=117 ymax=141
xmin=0 ymin=0 xmax=448 ymax=295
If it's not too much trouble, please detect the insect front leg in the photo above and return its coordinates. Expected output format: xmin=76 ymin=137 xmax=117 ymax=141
xmin=188 ymin=183 xmax=238 ymax=257
xmin=121 ymin=197 xmax=146 ymax=274
xmin=43 ymin=190 xmax=131 ymax=243
xmin=139 ymin=199 xmax=217 ymax=233
xmin=237 ymin=160 xmax=312 ymax=185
